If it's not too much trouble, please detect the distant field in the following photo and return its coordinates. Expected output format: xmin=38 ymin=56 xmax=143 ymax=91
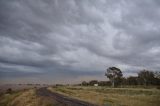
xmin=49 ymin=86 xmax=160 ymax=106
xmin=0 ymin=84 xmax=46 ymax=93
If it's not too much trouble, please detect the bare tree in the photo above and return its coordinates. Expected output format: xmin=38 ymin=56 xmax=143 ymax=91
xmin=138 ymin=70 xmax=154 ymax=86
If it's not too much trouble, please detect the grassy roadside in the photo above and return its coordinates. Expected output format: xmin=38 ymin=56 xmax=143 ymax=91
xmin=0 ymin=90 xmax=22 ymax=106
xmin=0 ymin=88 xmax=60 ymax=106
xmin=48 ymin=86 xmax=160 ymax=106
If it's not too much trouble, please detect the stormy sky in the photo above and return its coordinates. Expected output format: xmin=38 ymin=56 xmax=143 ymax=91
xmin=0 ymin=0 xmax=160 ymax=84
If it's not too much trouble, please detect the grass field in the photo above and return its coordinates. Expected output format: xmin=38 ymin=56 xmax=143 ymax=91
xmin=49 ymin=86 xmax=160 ymax=106
xmin=1 ymin=86 xmax=159 ymax=106
xmin=0 ymin=88 xmax=59 ymax=106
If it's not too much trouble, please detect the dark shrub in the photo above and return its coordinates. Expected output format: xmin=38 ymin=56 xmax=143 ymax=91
xmin=6 ymin=88 xmax=12 ymax=94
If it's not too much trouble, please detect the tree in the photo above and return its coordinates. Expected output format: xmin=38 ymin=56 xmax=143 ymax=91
xmin=82 ymin=81 xmax=88 ymax=86
xmin=126 ymin=76 xmax=138 ymax=85
xmin=121 ymin=77 xmax=127 ymax=85
xmin=6 ymin=88 xmax=12 ymax=94
xmin=138 ymin=70 xmax=154 ymax=86
xmin=98 ymin=81 xmax=111 ymax=86
xmin=154 ymin=71 xmax=160 ymax=79
xmin=89 ymin=80 xmax=98 ymax=86
xmin=154 ymin=71 xmax=160 ymax=85
xmin=105 ymin=67 xmax=123 ymax=87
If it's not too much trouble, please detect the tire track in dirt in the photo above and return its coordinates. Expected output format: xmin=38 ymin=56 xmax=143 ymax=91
xmin=36 ymin=87 xmax=98 ymax=106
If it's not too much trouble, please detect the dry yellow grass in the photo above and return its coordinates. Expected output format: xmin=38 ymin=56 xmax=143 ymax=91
xmin=48 ymin=87 xmax=105 ymax=105
xmin=0 ymin=91 xmax=22 ymax=106
xmin=49 ymin=86 xmax=160 ymax=106
xmin=0 ymin=89 xmax=59 ymax=106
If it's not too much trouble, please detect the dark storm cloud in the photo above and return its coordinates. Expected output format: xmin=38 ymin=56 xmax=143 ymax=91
xmin=109 ymin=0 xmax=160 ymax=69
xmin=0 ymin=0 xmax=160 ymax=83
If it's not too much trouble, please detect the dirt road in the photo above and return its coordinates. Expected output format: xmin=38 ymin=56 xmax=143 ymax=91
xmin=36 ymin=87 xmax=98 ymax=106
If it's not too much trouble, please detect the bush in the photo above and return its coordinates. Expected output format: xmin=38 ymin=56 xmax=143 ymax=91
xmin=156 ymin=86 xmax=160 ymax=89
xmin=6 ymin=88 xmax=12 ymax=94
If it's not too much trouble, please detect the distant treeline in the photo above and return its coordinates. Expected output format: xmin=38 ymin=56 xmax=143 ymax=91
xmin=81 ymin=69 xmax=160 ymax=87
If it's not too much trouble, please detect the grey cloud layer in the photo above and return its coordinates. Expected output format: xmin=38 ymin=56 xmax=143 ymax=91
xmin=0 ymin=0 xmax=160 ymax=83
